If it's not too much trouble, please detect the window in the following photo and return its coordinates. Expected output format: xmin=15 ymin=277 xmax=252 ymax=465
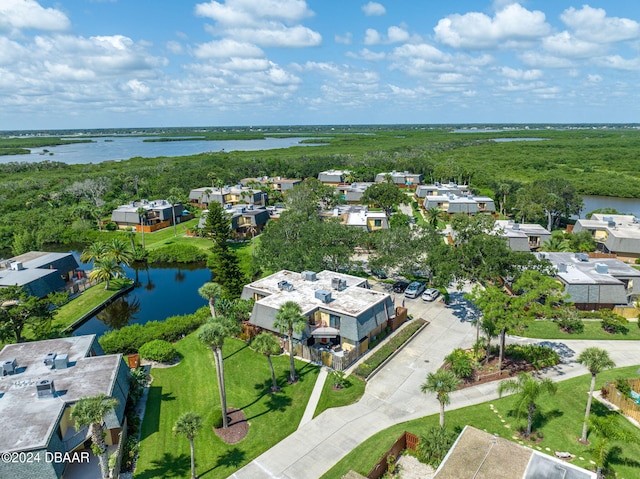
xmin=329 ymin=314 xmax=341 ymax=329
xmin=374 ymin=219 xmax=382 ymax=227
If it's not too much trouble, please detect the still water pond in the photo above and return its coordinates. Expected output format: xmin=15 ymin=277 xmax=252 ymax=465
xmin=0 ymin=136 xmax=317 ymax=164
xmin=71 ymin=255 xmax=210 ymax=337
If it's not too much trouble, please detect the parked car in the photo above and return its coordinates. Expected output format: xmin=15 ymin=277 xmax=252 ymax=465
xmin=371 ymin=269 xmax=388 ymax=279
xmin=392 ymin=280 xmax=410 ymax=293
xmin=422 ymin=288 xmax=440 ymax=302
xmin=404 ymin=281 xmax=426 ymax=299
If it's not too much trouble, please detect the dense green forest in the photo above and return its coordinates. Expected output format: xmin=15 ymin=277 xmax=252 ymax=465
xmin=0 ymin=125 xmax=639 ymax=255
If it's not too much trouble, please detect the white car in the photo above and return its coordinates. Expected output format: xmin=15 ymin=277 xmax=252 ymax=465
xmin=422 ymin=288 xmax=440 ymax=302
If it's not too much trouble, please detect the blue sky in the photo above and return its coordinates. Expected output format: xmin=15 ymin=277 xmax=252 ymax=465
xmin=1 ymin=0 xmax=639 ymax=130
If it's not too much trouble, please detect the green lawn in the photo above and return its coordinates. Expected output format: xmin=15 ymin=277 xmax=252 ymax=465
xmin=313 ymin=374 xmax=366 ymax=418
xmin=518 ymin=320 xmax=640 ymax=340
xmin=321 ymin=366 xmax=640 ymax=479
xmin=135 ymin=333 xmax=320 ymax=479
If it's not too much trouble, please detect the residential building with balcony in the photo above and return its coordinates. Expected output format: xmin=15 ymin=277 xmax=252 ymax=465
xmin=317 ymin=169 xmax=352 ymax=186
xmin=188 ymin=186 xmax=267 ymax=208
xmin=110 ymin=199 xmax=189 ymax=232
xmin=0 ymin=251 xmax=80 ymax=298
xmin=423 ymin=194 xmax=495 ymax=215
xmin=240 ymin=176 xmax=302 ymax=192
xmin=494 ymin=220 xmax=551 ymax=252
xmin=572 ymin=214 xmax=640 ymax=259
xmin=415 ymin=182 xmax=471 ymax=199
xmin=335 ymin=182 xmax=374 ymax=204
xmin=375 ymin=171 xmax=423 ymax=187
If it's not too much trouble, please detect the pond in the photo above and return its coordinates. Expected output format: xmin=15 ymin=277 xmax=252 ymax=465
xmin=0 ymin=135 xmax=319 ymax=164
xmin=580 ymin=195 xmax=640 ymax=218
xmin=70 ymin=254 xmax=211 ymax=337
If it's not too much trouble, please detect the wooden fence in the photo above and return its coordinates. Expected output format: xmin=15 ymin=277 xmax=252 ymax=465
xmin=602 ymin=379 xmax=640 ymax=424
xmin=295 ymin=344 xmax=359 ymax=371
xmin=367 ymin=432 xmax=419 ymax=479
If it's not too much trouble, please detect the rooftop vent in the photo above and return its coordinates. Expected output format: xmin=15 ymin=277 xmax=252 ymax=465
xmin=36 ymin=379 xmax=55 ymax=399
xmin=277 ymin=281 xmax=294 ymax=292
xmin=44 ymin=353 xmax=56 ymax=368
xmin=633 ymin=217 xmax=640 ymax=224
xmin=9 ymin=261 xmax=23 ymax=271
xmin=2 ymin=358 xmax=17 ymax=376
xmin=247 ymin=204 xmax=254 ymax=210
xmin=602 ymin=216 xmax=613 ymax=222
xmin=558 ymin=263 xmax=568 ymax=273
xmin=595 ymin=263 xmax=609 ymax=274
xmin=512 ymin=223 xmax=520 ymax=230
xmin=575 ymin=253 xmax=590 ymax=262
xmin=608 ymin=221 xmax=616 ymax=228
xmin=331 ymin=278 xmax=347 ymax=291
xmin=54 ymin=353 xmax=69 ymax=370
xmin=315 ymin=290 xmax=332 ymax=303
xmin=301 ymin=271 xmax=317 ymax=281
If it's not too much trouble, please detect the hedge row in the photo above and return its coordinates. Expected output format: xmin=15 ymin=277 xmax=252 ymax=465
xmin=146 ymin=243 xmax=209 ymax=263
xmin=99 ymin=307 xmax=209 ymax=355
xmin=504 ymin=344 xmax=560 ymax=370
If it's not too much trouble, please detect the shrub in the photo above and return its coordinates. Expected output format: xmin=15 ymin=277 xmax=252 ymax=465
xmin=601 ymin=313 xmax=629 ymax=334
xmin=330 ymin=370 xmax=348 ymax=389
xmin=444 ymin=348 xmax=474 ymax=379
xmin=146 ymin=243 xmax=208 ymax=263
xmin=556 ymin=316 xmax=585 ymax=334
xmin=211 ymin=409 xmax=224 ymax=429
xmin=139 ymin=339 xmax=177 ymax=362
xmin=417 ymin=427 xmax=456 ymax=467
xmin=504 ymin=344 xmax=560 ymax=370
xmin=616 ymin=378 xmax=632 ymax=398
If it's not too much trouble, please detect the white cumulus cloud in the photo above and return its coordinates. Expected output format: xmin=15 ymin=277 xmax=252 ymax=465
xmin=362 ymin=2 xmax=386 ymax=17
xmin=561 ymin=5 xmax=640 ymax=44
xmin=0 ymin=0 xmax=70 ymax=33
xmin=194 ymin=39 xmax=264 ymax=59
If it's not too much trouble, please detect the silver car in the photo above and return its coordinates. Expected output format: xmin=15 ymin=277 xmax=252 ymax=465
xmin=404 ymin=281 xmax=426 ymax=299
xmin=422 ymin=288 xmax=440 ymax=302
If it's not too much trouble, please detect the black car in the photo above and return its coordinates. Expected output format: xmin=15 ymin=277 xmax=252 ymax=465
xmin=371 ymin=269 xmax=388 ymax=279
xmin=392 ymin=280 xmax=410 ymax=293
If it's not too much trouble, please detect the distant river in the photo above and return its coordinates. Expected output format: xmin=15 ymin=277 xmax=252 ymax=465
xmin=0 ymin=136 xmax=317 ymax=164
xmin=580 ymin=195 xmax=640 ymax=218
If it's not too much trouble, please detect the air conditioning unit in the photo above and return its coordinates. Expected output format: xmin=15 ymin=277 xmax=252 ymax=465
xmin=575 ymin=253 xmax=589 ymax=262
xmin=44 ymin=353 xmax=56 ymax=368
xmin=2 ymin=358 xmax=17 ymax=376
xmin=301 ymin=271 xmax=317 ymax=281
xmin=315 ymin=290 xmax=332 ymax=303
xmin=36 ymin=379 xmax=56 ymax=398
xmin=54 ymin=353 xmax=69 ymax=370
xmin=10 ymin=261 xmax=23 ymax=271
xmin=331 ymin=278 xmax=347 ymax=291
xmin=595 ymin=263 xmax=609 ymax=274
xmin=558 ymin=263 xmax=568 ymax=273
xmin=512 ymin=223 xmax=520 ymax=230
xmin=277 ymin=281 xmax=294 ymax=292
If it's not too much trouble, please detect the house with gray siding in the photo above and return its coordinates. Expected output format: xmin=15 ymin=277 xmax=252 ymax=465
xmin=241 ymin=270 xmax=395 ymax=353
xmin=495 ymin=220 xmax=551 ymax=251
xmin=240 ymin=176 xmax=302 ymax=192
xmin=572 ymin=214 xmax=640 ymax=258
xmin=0 ymin=335 xmax=129 ymax=479
xmin=0 ymin=251 xmax=80 ymax=298
xmin=536 ymin=252 xmax=640 ymax=309
xmin=199 ymin=204 xmax=271 ymax=237
xmin=375 ymin=171 xmax=423 ymax=187
xmin=335 ymin=182 xmax=374 ymax=204
xmin=111 ymin=199 xmax=186 ymax=229
xmin=189 ymin=186 xmax=267 ymax=208
xmin=415 ymin=182 xmax=470 ymax=199
xmin=317 ymin=169 xmax=352 ymax=186
xmin=423 ymin=194 xmax=495 ymax=215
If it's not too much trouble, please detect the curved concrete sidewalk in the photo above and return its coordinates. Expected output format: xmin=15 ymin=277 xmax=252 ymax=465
xmin=231 ymin=304 xmax=640 ymax=479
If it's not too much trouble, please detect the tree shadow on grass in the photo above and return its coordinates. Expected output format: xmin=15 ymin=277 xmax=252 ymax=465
xmin=609 ymin=445 xmax=640 ymax=469
xmin=134 ymin=452 xmax=190 ymax=479
xmin=531 ymin=408 xmax=563 ymax=431
xmin=245 ymin=392 xmax=293 ymax=421
xmin=237 ymin=380 xmax=272 ymax=410
xmin=199 ymin=447 xmax=247 ymax=477
xmin=277 ymin=361 xmax=318 ymax=384
xmin=224 ymin=343 xmax=249 ymax=361
xmin=140 ymin=386 xmax=162 ymax=441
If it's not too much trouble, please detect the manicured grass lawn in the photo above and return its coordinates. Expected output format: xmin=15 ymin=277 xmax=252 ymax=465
xmin=134 ymin=333 xmax=320 ymax=479
xmin=313 ymin=374 xmax=366 ymax=418
xmin=518 ymin=320 xmax=640 ymax=340
xmin=321 ymin=366 xmax=640 ymax=479
xmin=141 ymin=218 xmax=201 ymax=250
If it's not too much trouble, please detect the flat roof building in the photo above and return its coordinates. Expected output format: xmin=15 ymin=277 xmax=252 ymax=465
xmin=573 ymin=214 xmax=640 ymax=258
xmin=322 ymin=205 xmax=389 ymax=232
xmin=189 ymin=186 xmax=267 ymax=208
xmin=375 ymin=171 xmax=423 ymax=187
xmin=0 ymin=335 xmax=129 ymax=479
xmin=0 ymin=251 xmax=79 ymax=298
xmin=415 ymin=182 xmax=470 ymax=199
xmin=495 ymin=220 xmax=551 ymax=251
xmin=423 ymin=194 xmax=495 ymax=215
xmin=199 ymin=204 xmax=271 ymax=237
xmin=240 ymin=176 xmax=302 ymax=192
xmin=110 ymin=199 xmax=186 ymax=230
xmin=317 ymin=169 xmax=352 ymax=185
xmin=335 ymin=182 xmax=374 ymax=204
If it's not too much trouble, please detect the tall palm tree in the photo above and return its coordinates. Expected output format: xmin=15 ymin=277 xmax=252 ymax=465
xmin=80 ymin=241 xmax=107 ymax=264
xmin=541 ymin=235 xmax=571 ymax=252
xmin=497 ymin=372 xmax=557 ymax=438
xmin=136 ymin=206 xmax=147 ymax=249
xmin=273 ymin=301 xmax=307 ymax=383
xmin=106 ymin=237 xmax=133 ymax=267
xmin=578 ymin=347 xmax=616 ymax=443
xmin=198 ymin=282 xmax=224 ymax=319
xmin=173 ymin=412 xmax=203 ymax=479
xmin=167 ymin=194 xmax=179 ymax=238
xmin=420 ymin=369 xmax=462 ymax=428
xmin=252 ymin=332 xmax=282 ymax=392
xmin=424 ymin=206 xmax=444 ymax=229
xmin=89 ymin=257 xmax=124 ymax=290
xmin=70 ymin=393 xmax=119 ymax=479
xmin=198 ymin=320 xmax=232 ymax=428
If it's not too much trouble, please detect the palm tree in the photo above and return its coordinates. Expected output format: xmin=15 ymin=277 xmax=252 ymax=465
xmin=420 ymin=369 xmax=461 ymax=428
xmin=578 ymin=347 xmax=616 ymax=443
xmin=198 ymin=282 xmax=224 ymax=319
xmin=167 ymin=194 xmax=179 ymax=238
xmin=198 ymin=320 xmax=232 ymax=428
xmin=70 ymin=394 xmax=119 ymax=479
xmin=80 ymin=241 xmax=107 ymax=264
xmin=424 ymin=207 xmax=444 ymax=229
xmin=541 ymin=235 xmax=571 ymax=252
xmin=273 ymin=301 xmax=307 ymax=383
xmin=252 ymin=332 xmax=282 ymax=392
xmin=173 ymin=412 xmax=203 ymax=479
xmin=89 ymin=257 xmax=124 ymax=290
xmin=497 ymin=372 xmax=557 ymax=438
xmin=106 ymin=237 xmax=133 ymax=266
xmin=137 ymin=206 xmax=147 ymax=249
xmin=125 ymin=227 xmax=137 ymax=254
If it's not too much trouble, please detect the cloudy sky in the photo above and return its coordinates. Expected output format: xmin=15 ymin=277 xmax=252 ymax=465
xmin=1 ymin=0 xmax=639 ymax=129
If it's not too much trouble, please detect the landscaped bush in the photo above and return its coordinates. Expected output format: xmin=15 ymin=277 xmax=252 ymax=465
xmin=417 ymin=426 xmax=456 ymax=467
xmin=504 ymin=344 xmax=560 ymax=370
xmin=355 ymin=320 xmax=424 ymax=379
xmin=146 ymin=243 xmax=209 ymax=263
xmin=211 ymin=409 xmax=224 ymax=429
xmin=616 ymin=377 xmax=632 ymax=398
xmin=444 ymin=348 xmax=474 ymax=379
xmin=556 ymin=316 xmax=585 ymax=334
xmin=139 ymin=339 xmax=177 ymax=362
xmin=601 ymin=312 xmax=629 ymax=334
xmin=99 ymin=307 xmax=209 ymax=354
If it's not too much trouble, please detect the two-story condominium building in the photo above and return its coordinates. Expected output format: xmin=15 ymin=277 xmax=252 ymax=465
xmin=110 ymin=199 xmax=187 ymax=231
xmin=423 ymin=194 xmax=495 ymax=215
xmin=317 ymin=169 xmax=352 ymax=186
xmin=335 ymin=182 xmax=374 ymax=204
xmin=189 ymin=186 xmax=267 ymax=208
xmin=375 ymin=171 xmax=423 ymax=187
xmin=494 ymin=220 xmax=551 ymax=252
xmin=415 ymin=182 xmax=471 ymax=200
xmin=322 ymin=205 xmax=389 ymax=232
xmin=0 ymin=335 xmax=129 ymax=479
xmin=199 ymin=204 xmax=271 ymax=237
xmin=572 ymin=214 xmax=640 ymax=259
xmin=536 ymin=252 xmax=640 ymax=309
xmin=240 ymin=176 xmax=302 ymax=192
xmin=241 ymin=270 xmax=395 ymax=355
xmin=0 ymin=251 xmax=80 ymax=298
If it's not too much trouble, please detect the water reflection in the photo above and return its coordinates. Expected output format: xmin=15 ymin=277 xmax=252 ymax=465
xmin=96 ymin=296 xmax=141 ymax=330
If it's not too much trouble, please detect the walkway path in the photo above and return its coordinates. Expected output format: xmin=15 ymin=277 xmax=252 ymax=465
xmin=298 ymin=366 xmax=329 ymax=429
xmin=232 ymin=296 xmax=640 ymax=479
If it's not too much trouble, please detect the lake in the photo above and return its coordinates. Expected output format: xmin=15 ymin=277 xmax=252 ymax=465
xmin=70 ymin=256 xmax=211 ymax=337
xmin=0 ymin=136 xmax=317 ymax=164
xmin=581 ymin=195 xmax=640 ymax=218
